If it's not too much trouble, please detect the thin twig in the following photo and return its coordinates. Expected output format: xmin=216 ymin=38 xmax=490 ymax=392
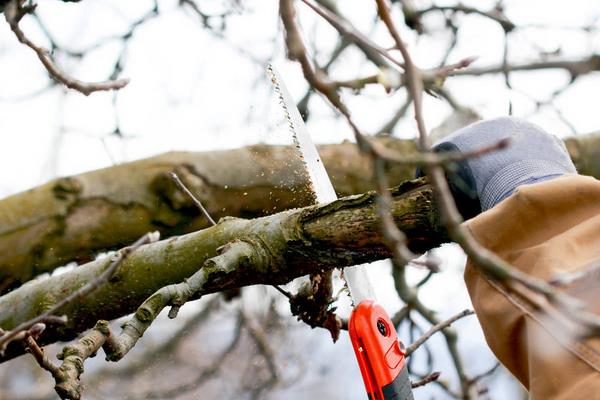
xmin=169 ymin=172 xmax=216 ymax=226
xmin=4 ymin=0 xmax=130 ymax=95
xmin=301 ymin=0 xmax=404 ymax=69
xmin=414 ymin=5 xmax=515 ymax=32
xmin=273 ymin=285 xmax=292 ymax=299
xmin=405 ymin=309 xmax=474 ymax=356
xmin=411 ymin=371 xmax=441 ymax=389
xmin=24 ymin=330 xmax=60 ymax=376
xmin=370 ymin=136 xmax=511 ymax=166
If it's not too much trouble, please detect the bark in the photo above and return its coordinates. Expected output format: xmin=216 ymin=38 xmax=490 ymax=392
xmin=0 ymin=132 xmax=597 ymax=362
xmin=2 ymin=133 xmax=598 ymax=292
xmin=0 ymin=138 xmax=417 ymax=291
xmin=0 ymin=179 xmax=446 ymax=362
xmin=564 ymin=133 xmax=600 ymax=180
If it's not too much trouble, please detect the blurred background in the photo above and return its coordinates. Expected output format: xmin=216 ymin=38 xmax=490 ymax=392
xmin=1 ymin=0 xmax=599 ymax=398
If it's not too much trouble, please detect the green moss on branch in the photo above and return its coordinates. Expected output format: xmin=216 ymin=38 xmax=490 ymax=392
xmin=0 ymin=179 xmax=446 ymax=363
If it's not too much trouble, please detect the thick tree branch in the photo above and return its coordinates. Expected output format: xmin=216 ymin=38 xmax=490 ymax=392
xmin=0 ymin=178 xmax=446 ymax=362
xmin=0 ymin=134 xmax=597 ymax=293
xmin=0 ymin=140 xmax=419 ymax=292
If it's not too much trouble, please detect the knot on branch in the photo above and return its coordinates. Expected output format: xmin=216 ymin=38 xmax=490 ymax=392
xmin=54 ymin=321 xmax=111 ymax=399
xmin=52 ymin=177 xmax=83 ymax=201
xmin=152 ymin=165 xmax=210 ymax=213
xmin=204 ymin=238 xmax=274 ymax=284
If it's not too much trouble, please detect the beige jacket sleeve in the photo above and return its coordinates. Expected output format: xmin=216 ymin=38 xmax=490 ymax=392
xmin=464 ymin=174 xmax=600 ymax=399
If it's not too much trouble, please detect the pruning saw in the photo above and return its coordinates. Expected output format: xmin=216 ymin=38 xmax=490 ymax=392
xmin=268 ymin=66 xmax=413 ymax=400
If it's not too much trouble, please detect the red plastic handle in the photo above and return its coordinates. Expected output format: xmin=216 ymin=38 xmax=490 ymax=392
xmin=349 ymin=300 xmax=413 ymax=400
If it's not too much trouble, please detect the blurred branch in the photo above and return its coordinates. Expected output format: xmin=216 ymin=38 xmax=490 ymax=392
xmin=4 ymin=0 xmax=129 ymax=95
xmin=412 ymin=4 xmax=515 ymax=32
xmin=405 ymin=309 xmax=474 ymax=356
xmin=122 ymin=310 xmax=244 ymax=400
xmin=90 ymin=295 xmax=222 ymax=383
xmin=392 ymin=262 xmax=471 ymax=397
xmin=303 ymin=0 xmax=403 ymax=68
xmin=452 ymin=55 xmax=600 ymax=79
xmin=411 ymin=371 xmax=441 ymax=389
xmin=241 ymin=309 xmax=280 ymax=398
xmin=313 ymin=0 xmax=389 ymax=67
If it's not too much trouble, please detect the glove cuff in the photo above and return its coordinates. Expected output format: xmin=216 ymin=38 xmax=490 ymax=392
xmin=481 ymin=159 xmax=572 ymax=211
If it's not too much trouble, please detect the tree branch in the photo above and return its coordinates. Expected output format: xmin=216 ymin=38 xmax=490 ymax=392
xmin=1 ymin=134 xmax=597 ymax=292
xmin=0 ymin=179 xmax=446 ymax=363
xmin=4 ymin=0 xmax=129 ymax=95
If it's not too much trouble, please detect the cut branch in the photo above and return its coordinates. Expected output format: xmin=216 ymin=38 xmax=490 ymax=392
xmin=0 ymin=134 xmax=597 ymax=292
xmin=0 ymin=178 xmax=446 ymax=363
xmin=0 ymin=139 xmax=418 ymax=292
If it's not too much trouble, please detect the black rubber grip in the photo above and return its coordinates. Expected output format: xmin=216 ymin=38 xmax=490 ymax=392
xmin=382 ymin=364 xmax=413 ymax=400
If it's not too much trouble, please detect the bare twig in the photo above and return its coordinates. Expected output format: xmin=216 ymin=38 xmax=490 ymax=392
xmin=414 ymin=5 xmax=515 ymax=32
xmin=170 ymin=172 xmax=217 ymax=226
xmin=273 ymin=285 xmax=292 ymax=299
xmin=369 ymin=136 xmax=511 ymax=166
xmin=411 ymin=371 xmax=441 ymax=389
xmin=301 ymin=0 xmax=404 ymax=69
xmin=452 ymin=55 xmax=600 ymax=79
xmin=4 ymin=0 xmax=130 ymax=95
xmin=405 ymin=309 xmax=475 ymax=356
xmin=375 ymin=0 xmax=427 ymax=149
xmin=24 ymin=330 xmax=60 ymax=377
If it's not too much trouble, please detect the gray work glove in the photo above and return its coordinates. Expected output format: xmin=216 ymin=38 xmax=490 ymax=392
xmin=418 ymin=117 xmax=577 ymax=219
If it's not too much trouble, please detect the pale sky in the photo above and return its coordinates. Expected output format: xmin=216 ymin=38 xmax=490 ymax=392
xmin=0 ymin=1 xmax=599 ymax=398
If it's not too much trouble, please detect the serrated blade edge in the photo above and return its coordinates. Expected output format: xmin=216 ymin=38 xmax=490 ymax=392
xmin=267 ymin=65 xmax=337 ymax=204
xmin=268 ymin=65 xmax=376 ymax=304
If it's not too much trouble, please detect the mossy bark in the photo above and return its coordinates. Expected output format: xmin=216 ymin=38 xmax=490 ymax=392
xmin=0 ymin=179 xmax=446 ymax=363
xmin=1 ymin=133 xmax=597 ymax=292
xmin=0 ymin=138 xmax=417 ymax=291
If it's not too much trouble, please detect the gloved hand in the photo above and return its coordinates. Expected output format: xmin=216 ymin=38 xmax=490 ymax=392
xmin=418 ymin=117 xmax=577 ymax=219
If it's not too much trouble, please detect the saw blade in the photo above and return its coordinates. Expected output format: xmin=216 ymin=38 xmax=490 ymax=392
xmin=268 ymin=65 xmax=376 ymax=304
xmin=267 ymin=66 xmax=337 ymax=204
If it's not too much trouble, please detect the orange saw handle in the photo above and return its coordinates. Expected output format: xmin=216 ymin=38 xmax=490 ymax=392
xmin=349 ymin=300 xmax=413 ymax=400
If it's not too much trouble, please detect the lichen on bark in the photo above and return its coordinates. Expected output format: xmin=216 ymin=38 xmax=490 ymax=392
xmin=0 ymin=179 xmax=445 ymax=363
